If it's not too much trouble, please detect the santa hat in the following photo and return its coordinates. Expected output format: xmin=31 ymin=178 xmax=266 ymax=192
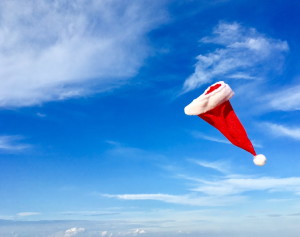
xmin=184 ymin=81 xmax=266 ymax=166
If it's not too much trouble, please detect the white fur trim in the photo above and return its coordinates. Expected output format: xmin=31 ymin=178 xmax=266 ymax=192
xmin=184 ymin=81 xmax=234 ymax=115
xmin=253 ymin=154 xmax=266 ymax=166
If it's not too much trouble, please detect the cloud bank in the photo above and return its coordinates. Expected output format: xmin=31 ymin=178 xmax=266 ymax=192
xmin=0 ymin=0 xmax=166 ymax=107
xmin=183 ymin=22 xmax=288 ymax=92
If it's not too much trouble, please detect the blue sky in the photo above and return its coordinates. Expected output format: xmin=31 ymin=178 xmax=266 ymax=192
xmin=1 ymin=0 xmax=300 ymax=236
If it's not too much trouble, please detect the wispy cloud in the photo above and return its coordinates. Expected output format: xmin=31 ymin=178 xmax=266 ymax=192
xmin=191 ymin=131 xmax=230 ymax=144
xmin=103 ymin=193 xmax=245 ymax=207
xmin=103 ymin=160 xmax=300 ymax=207
xmin=191 ymin=131 xmax=262 ymax=148
xmin=183 ymin=22 xmax=288 ymax=92
xmin=264 ymin=84 xmax=300 ymax=111
xmin=36 ymin=112 xmax=46 ymax=118
xmin=191 ymin=176 xmax=300 ymax=196
xmin=16 ymin=212 xmax=40 ymax=217
xmin=0 ymin=135 xmax=30 ymax=152
xmin=61 ymin=211 xmax=120 ymax=217
xmin=188 ymin=159 xmax=231 ymax=174
xmin=0 ymin=0 xmax=167 ymax=107
xmin=105 ymin=141 xmax=166 ymax=161
xmin=263 ymin=122 xmax=300 ymax=140
xmin=102 ymin=174 xmax=300 ymax=208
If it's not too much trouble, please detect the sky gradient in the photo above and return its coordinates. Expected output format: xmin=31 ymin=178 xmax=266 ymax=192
xmin=1 ymin=0 xmax=300 ymax=236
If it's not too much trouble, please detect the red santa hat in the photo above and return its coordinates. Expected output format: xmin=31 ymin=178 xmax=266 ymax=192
xmin=184 ymin=81 xmax=266 ymax=166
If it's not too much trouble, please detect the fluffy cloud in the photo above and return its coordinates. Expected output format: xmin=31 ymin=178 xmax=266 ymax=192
xmin=101 ymin=231 xmax=113 ymax=237
xmin=131 ymin=228 xmax=146 ymax=235
xmin=183 ymin=22 xmax=288 ymax=92
xmin=64 ymin=227 xmax=85 ymax=237
xmin=0 ymin=0 xmax=166 ymax=107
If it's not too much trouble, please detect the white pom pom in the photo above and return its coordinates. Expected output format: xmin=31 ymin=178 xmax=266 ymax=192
xmin=253 ymin=154 xmax=267 ymax=166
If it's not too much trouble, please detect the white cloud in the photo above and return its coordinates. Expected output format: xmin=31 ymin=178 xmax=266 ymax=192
xmin=36 ymin=112 xmax=46 ymax=118
xmin=64 ymin=227 xmax=85 ymax=237
xmin=16 ymin=212 xmax=40 ymax=217
xmin=0 ymin=0 xmax=167 ymax=107
xmin=189 ymin=159 xmax=230 ymax=174
xmin=183 ymin=22 xmax=288 ymax=92
xmin=103 ymin=193 xmax=245 ymax=207
xmin=191 ymin=131 xmax=262 ymax=149
xmin=61 ymin=211 xmax=119 ymax=217
xmin=191 ymin=176 xmax=300 ymax=196
xmin=103 ymin=167 xmax=300 ymax=207
xmin=106 ymin=175 xmax=300 ymax=202
xmin=191 ymin=131 xmax=230 ymax=144
xmin=175 ymin=162 xmax=300 ymax=196
xmin=263 ymin=122 xmax=300 ymax=140
xmin=105 ymin=142 xmax=166 ymax=161
xmin=0 ymin=135 xmax=30 ymax=152
xmin=131 ymin=228 xmax=146 ymax=235
xmin=265 ymin=84 xmax=300 ymax=111
xmin=0 ymin=215 xmax=14 ymax=220
xmin=101 ymin=231 xmax=113 ymax=237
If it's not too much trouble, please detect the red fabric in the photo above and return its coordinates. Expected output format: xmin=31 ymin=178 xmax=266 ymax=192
xmin=198 ymin=101 xmax=256 ymax=156
xmin=205 ymin=83 xmax=222 ymax=95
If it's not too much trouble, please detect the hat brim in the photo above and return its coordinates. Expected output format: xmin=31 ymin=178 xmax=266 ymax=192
xmin=184 ymin=81 xmax=234 ymax=115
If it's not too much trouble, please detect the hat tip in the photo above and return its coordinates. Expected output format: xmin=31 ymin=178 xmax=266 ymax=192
xmin=253 ymin=154 xmax=267 ymax=166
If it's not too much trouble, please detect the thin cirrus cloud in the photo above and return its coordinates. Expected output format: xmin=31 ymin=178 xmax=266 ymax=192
xmin=16 ymin=212 xmax=40 ymax=217
xmin=264 ymin=84 xmax=300 ymax=111
xmin=103 ymin=175 xmax=300 ymax=206
xmin=61 ymin=211 xmax=120 ymax=217
xmin=182 ymin=22 xmax=289 ymax=92
xmin=190 ymin=176 xmax=300 ymax=196
xmin=102 ymin=193 xmax=245 ymax=207
xmin=188 ymin=158 xmax=231 ymax=174
xmin=190 ymin=131 xmax=262 ymax=148
xmin=104 ymin=141 xmax=166 ymax=162
xmin=182 ymin=161 xmax=300 ymax=196
xmin=0 ymin=0 xmax=167 ymax=108
xmin=103 ymin=158 xmax=300 ymax=207
xmin=263 ymin=122 xmax=300 ymax=140
xmin=191 ymin=131 xmax=230 ymax=145
xmin=0 ymin=135 xmax=30 ymax=152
